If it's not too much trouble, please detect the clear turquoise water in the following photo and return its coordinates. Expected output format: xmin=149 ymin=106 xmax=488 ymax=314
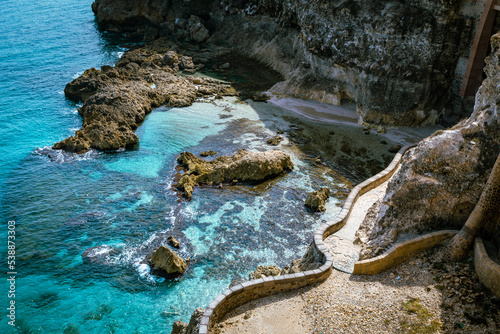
xmin=0 ymin=2 xmax=351 ymax=332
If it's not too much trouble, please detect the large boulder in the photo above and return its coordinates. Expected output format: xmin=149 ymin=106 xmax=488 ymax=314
xmin=305 ymin=187 xmax=330 ymax=212
xmin=175 ymin=149 xmax=294 ymax=198
xmin=150 ymin=246 xmax=187 ymax=275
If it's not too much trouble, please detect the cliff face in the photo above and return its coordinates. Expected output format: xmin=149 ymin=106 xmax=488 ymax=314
xmin=360 ymin=33 xmax=500 ymax=258
xmin=91 ymin=0 xmax=469 ymax=126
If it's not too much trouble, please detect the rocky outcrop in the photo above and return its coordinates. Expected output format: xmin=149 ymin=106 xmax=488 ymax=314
xmin=305 ymin=187 xmax=330 ymax=212
xmin=199 ymin=150 xmax=216 ymax=157
xmin=175 ymin=149 xmax=294 ymax=198
xmin=171 ymin=320 xmax=188 ymax=334
xmin=167 ymin=235 xmax=180 ymax=249
xmin=248 ymin=265 xmax=281 ymax=280
xmin=91 ymin=0 xmax=470 ymax=126
xmin=53 ymin=49 xmax=235 ymax=153
xmin=359 ymin=33 xmax=500 ymax=257
xmin=246 ymin=243 xmax=322 ymax=282
xmin=171 ymin=308 xmax=204 ymax=334
xmin=150 ymin=245 xmax=187 ymax=276
xmin=266 ymin=135 xmax=283 ymax=146
xmin=281 ymin=243 xmax=323 ymax=275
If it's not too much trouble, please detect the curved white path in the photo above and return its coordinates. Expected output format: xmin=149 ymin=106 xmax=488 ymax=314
xmin=324 ymin=180 xmax=389 ymax=273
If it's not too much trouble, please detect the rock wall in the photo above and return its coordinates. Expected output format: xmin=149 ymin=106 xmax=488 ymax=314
xmin=91 ymin=0 xmax=470 ymax=126
xmin=361 ymin=33 xmax=500 ymax=258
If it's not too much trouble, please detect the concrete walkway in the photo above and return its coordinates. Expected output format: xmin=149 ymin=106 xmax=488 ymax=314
xmin=324 ymin=181 xmax=389 ymax=273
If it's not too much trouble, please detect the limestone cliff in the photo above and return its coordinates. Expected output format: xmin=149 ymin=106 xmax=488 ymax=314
xmin=91 ymin=0 xmax=470 ymax=126
xmin=360 ymin=33 xmax=500 ymax=259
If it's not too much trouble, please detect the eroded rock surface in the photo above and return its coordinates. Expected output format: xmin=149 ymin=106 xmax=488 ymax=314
xmin=281 ymin=243 xmax=323 ymax=275
xmin=171 ymin=307 xmax=204 ymax=334
xmin=167 ymin=235 xmax=180 ymax=249
xmin=53 ymin=49 xmax=235 ymax=153
xmin=150 ymin=245 xmax=187 ymax=276
xmin=359 ymin=33 xmax=500 ymax=257
xmin=248 ymin=265 xmax=281 ymax=280
xmin=305 ymin=187 xmax=330 ymax=212
xmin=175 ymin=149 xmax=294 ymax=198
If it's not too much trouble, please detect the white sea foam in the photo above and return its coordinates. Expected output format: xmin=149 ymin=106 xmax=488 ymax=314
xmin=34 ymin=146 xmax=100 ymax=163
xmin=125 ymin=191 xmax=154 ymax=212
xmin=72 ymin=71 xmax=83 ymax=79
xmin=136 ymin=263 xmax=150 ymax=277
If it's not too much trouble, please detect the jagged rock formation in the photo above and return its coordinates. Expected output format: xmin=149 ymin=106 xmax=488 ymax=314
xmin=305 ymin=187 xmax=330 ymax=212
xmin=150 ymin=245 xmax=187 ymax=276
xmin=91 ymin=0 xmax=470 ymax=126
xmin=175 ymin=149 xmax=294 ymax=198
xmin=360 ymin=33 xmax=500 ymax=258
xmin=171 ymin=308 xmax=204 ymax=334
xmin=248 ymin=265 xmax=281 ymax=280
xmin=266 ymin=135 xmax=283 ymax=146
xmin=247 ymin=243 xmax=323 ymax=282
xmin=167 ymin=235 xmax=180 ymax=248
xmin=53 ymin=50 xmax=235 ymax=153
xmin=281 ymin=243 xmax=323 ymax=274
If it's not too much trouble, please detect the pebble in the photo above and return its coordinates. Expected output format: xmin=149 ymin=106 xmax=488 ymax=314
xmin=217 ymin=246 xmax=500 ymax=334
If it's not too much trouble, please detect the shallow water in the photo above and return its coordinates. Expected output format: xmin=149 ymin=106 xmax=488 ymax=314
xmin=0 ymin=1 xmax=398 ymax=333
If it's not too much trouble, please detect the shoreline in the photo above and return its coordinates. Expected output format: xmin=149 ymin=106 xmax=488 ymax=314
xmin=268 ymin=95 xmax=443 ymax=146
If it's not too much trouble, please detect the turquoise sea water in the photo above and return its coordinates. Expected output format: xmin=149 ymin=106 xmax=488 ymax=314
xmin=0 ymin=1 xmax=395 ymax=333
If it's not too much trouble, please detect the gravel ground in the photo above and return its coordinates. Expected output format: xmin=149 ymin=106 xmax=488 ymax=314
xmin=216 ymin=246 xmax=500 ymax=334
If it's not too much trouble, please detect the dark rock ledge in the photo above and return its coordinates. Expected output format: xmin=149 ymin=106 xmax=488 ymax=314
xmin=53 ymin=50 xmax=236 ymax=153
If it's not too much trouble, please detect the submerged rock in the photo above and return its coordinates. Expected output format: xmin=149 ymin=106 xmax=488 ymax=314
xmin=248 ymin=265 xmax=281 ymax=280
xmin=252 ymin=92 xmax=270 ymax=102
xmin=150 ymin=246 xmax=187 ymax=276
xmin=175 ymin=149 xmax=294 ymax=198
xmin=82 ymin=245 xmax=116 ymax=265
xmin=388 ymin=145 xmax=402 ymax=153
xmin=305 ymin=188 xmax=330 ymax=212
